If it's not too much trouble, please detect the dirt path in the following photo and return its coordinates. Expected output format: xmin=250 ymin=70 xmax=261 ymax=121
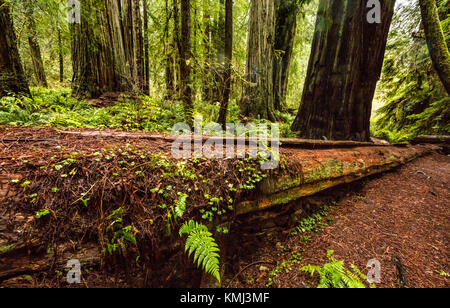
xmin=228 ymin=153 xmax=450 ymax=288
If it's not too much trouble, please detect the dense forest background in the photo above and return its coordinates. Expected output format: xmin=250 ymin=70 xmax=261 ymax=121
xmin=1 ymin=0 xmax=449 ymax=141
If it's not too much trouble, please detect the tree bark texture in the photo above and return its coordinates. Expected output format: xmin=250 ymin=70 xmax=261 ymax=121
xmin=218 ymin=0 xmax=233 ymax=127
xmin=291 ymin=0 xmax=395 ymax=142
xmin=0 ymin=0 xmax=31 ymax=97
xmin=24 ymin=0 xmax=48 ymax=87
xmin=180 ymin=0 xmax=193 ymax=127
xmin=273 ymin=0 xmax=299 ymax=111
xmin=241 ymin=0 xmax=276 ymax=122
xmin=71 ymin=0 xmax=145 ymax=98
xmin=419 ymin=0 xmax=450 ymax=95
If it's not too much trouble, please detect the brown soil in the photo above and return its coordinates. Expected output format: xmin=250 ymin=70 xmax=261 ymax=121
xmin=226 ymin=153 xmax=450 ymax=288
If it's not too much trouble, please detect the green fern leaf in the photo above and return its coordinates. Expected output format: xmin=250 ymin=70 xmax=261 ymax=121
xmin=179 ymin=220 xmax=221 ymax=283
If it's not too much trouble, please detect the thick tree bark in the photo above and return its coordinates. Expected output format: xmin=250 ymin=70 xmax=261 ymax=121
xmin=418 ymin=0 xmax=450 ymax=95
xmin=180 ymin=0 xmax=193 ymax=127
xmin=24 ymin=0 xmax=48 ymax=88
xmin=273 ymin=0 xmax=299 ymax=111
xmin=291 ymin=0 xmax=395 ymax=141
xmin=218 ymin=0 xmax=233 ymax=127
xmin=0 ymin=0 xmax=31 ymax=97
xmin=241 ymin=0 xmax=276 ymax=122
xmin=71 ymin=0 xmax=145 ymax=98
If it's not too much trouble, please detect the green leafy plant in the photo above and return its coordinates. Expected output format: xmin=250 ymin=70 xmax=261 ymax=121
xmin=105 ymin=207 xmax=136 ymax=255
xmin=301 ymin=250 xmax=371 ymax=288
xmin=179 ymin=220 xmax=221 ymax=283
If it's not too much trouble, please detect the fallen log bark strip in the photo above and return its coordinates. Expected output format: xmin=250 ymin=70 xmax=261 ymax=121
xmin=57 ymin=130 xmax=394 ymax=149
xmin=412 ymin=135 xmax=450 ymax=145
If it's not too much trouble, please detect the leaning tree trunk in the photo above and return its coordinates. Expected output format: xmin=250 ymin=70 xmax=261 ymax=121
xmin=273 ymin=0 xmax=299 ymax=111
xmin=218 ymin=0 xmax=233 ymax=128
xmin=180 ymin=0 xmax=193 ymax=127
xmin=0 ymin=0 xmax=31 ymax=97
xmin=241 ymin=0 xmax=276 ymax=122
xmin=418 ymin=0 xmax=450 ymax=95
xmin=291 ymin=0 xmax=395 ymax=142
xmin=24 ymin=0 xmax=48 ymax=87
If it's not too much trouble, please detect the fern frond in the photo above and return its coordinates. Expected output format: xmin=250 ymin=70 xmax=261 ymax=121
xmin=179 ymin=220 xmax=221 ymax=283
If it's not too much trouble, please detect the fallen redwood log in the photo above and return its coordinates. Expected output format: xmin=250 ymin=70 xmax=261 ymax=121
xmin=235 ymin=144 xmax=435 ymax=215
xmin=411 ymin=135 xmax=450 ymax=145
xmin=0 ymin=138 xmax=437 ymax=286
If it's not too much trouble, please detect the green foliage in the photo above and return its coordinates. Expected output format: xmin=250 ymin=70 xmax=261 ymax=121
xmin=373 ymin=0 xmax=450 ymax=138
xmin=301 ymin=250 xmax=371 ymax=288
xmin=35 ymin=209 xmax=50 ymax=219
xmin=105 ymin=207 xmax=137 ymax=255
xmin=179 ymin=220 xmax=221 ymax=283
xmin=291 ymin=205 xmax=329 ymax=235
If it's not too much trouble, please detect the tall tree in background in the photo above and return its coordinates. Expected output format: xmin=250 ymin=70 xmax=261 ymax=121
xmin=180 ymin=0 xmax=193 ymax=126
xmin=418 ymin=0 xmax=450 ymax=95
xmin=291 ymin=0 xmax=395 ymax=141
xmin=218 ymin=0 xmax=233 ymax=127
xmin=24 ymin=0 xmax=48 ymax=87
xmin=143 ymin=0 xmax=150 ymax=94
xmin=58 ymin=29 xmax=64 ymax=83
xmin=273 ymin=0 xmax=299 ymax=111
xmin=0 ymin=0 xmax=31 ymax=97
xmin=71 ymin=0 xmax=145 ymax=98
xmin=241 ymin=0 xmax=276 ymax=121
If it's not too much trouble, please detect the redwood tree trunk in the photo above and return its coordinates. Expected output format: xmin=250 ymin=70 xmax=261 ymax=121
xmin=291 ymin=0 xmax=395 ymax=141
xmin=218 ymin=0 xmax=233 ymax=127
xmin=25 ymin=0 xmax=48 ymax=87
xmin=273 ymin=0 xmax=299 ymax=111
xmin=71 ymin=0 xmax=145 ymax=98
xmin=418 ymin=0 xmax=450 ymax=95
xmin=0 ymin=0 xmax=31 ymax=97
xmin=241 ymin=0 xmax=276 ymax=122
xmin=143 ymin=0 xmax=150 ymax=95
xmin=180 ymin=0 xmax=193 ymax=127
xmin=58 ymin=30 xmax=64 ymax=83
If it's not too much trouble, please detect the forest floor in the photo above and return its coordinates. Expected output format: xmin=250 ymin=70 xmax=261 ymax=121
xmin=227 ymin=153 xmax=450 ymax=288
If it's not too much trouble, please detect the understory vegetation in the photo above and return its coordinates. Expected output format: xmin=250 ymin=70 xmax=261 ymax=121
xmin=372 ymin=0 xmax=450 ymax=142
xmin=0 ymin=87 xmax=297 ymax=137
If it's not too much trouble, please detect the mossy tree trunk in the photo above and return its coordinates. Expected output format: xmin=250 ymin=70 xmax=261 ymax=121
xmin=24 ymin=0 xmax=48 ymax=87
xmin=418 ymin=0 xmax=450 ymax=95
xmin=0 ymin=0 xmax=31 ymax=97
xmin=291 ymin=0 xmax=395 ymax=141
xmin=241 ymin=0 xmax=276 ymax=122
